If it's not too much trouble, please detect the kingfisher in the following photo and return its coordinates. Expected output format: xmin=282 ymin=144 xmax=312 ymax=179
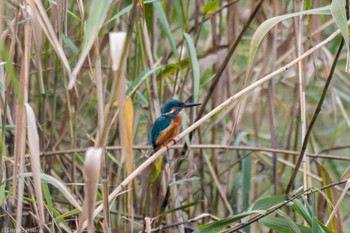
xmin=150 ymin=99 xmax=201 ymax=152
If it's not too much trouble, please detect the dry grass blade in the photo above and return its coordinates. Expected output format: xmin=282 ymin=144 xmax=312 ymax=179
xmin=26 ymin=0 xmax=71 ymax=76
xmin=24 ymin=103 xmax=45 ymax=227
xmin=37 ymin=172 xmax=82 ymax=211
xmin=69 ymin=0 xmax=111 ymax=89
xmin=77 ymin=147 xmax=103 ymax=233
xmin=109 ymin=32 xmax=127 ymax=72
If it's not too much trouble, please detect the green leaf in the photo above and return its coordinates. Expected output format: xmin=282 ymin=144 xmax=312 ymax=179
xmin=70 ymin=0 xmax=112 ymax=88
xmin=161 ymin=63 xmax=180 ymax=78
xmin=252 ymin=195 xmax=286 ymax=211
xmin=105 ymin=0 xmax=158 ymax=25
xmin=45 ymin=203 xmax=71 ymax=229
xmin=55 ymin=208 xmax=80 ymax=221
xmin=106 ymin=4 xmax=133 ymax=25
xmin=184 ymin=33 xmax=200 ymax=104
xmin=154 ymin=1 xmax=178 ymax=56
xmin=246 ymin=6 xmax=331 ymax=79
xmin=311 ymin=192 xmax=320 ymax=233
xmin=277 ymin=209 xmax=302 ymax=233
xmin=106 ymin=150 xmax=121 ymax=166
xmin=160 ymin=201 xmax=202 ymax=217
xmin=20 ymin=173 xmax=81 ymax=210
xmin=126 ymin=66 xmax=162 ymax=98
xmin=1 ymin=44 xmax=19 ymax=99
xmin=292 ymin=199 xmax=312 ymax=226
xmin=42 ymin=182 xmax=53 ymax=213
xmin=3 ymin=125 xmax=15 ymax=131
xmin=173 ymin=0 xmax=185 ymax=30
xmin=150 ymin=156 xmax=163 ymax=182
xmin=260 ymin=217 xmax=312 ymax=233
xmin=62 ymin=34 xmax=78 ymax=53
xmin=242 ymin=155 xmax=251 ymax=211
xmin=304 ymin=0 xmax=312 ymax=9
xmin=199 ymin=211 xmax=263 ymax=233
xmin=202 ymin=0 xmax=219 ymax=14
xmin=231 ymin=172 xmax=241 ymax=212
xmin=0 ymin=169 xmax=6 ymax=205
xmin=82 ymin=0 xmax=111 ymax=51
xmin=331 ymin=0 xmax=350 ymax=72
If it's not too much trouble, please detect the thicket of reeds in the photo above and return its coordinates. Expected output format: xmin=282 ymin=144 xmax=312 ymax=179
xmin=1 ymin=0 xmax=350 ymax=232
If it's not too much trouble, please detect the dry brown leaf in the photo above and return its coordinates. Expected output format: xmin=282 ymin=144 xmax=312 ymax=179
xmin=24 ymin=103 xmax=45 ymax=226
xmin=77 ymin=147 xmax=103 ymax=233
xmin=109 ymin=32 xmax=127 ymax=71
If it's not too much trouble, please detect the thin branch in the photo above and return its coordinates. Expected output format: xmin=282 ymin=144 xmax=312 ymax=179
xmin=40 ymin=145 xmax=350 ymax=161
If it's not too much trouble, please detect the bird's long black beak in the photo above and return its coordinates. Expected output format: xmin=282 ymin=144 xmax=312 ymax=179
xmin=183 ymin=102 xmax=201 ymax=108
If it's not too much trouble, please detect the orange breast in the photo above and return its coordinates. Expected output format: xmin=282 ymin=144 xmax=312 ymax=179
xmin=155 ymin=114 xmax=182 ymax=150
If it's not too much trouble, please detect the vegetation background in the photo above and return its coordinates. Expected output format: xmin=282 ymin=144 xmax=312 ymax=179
xmin=1 ymin=0 xmax=350 ymax=232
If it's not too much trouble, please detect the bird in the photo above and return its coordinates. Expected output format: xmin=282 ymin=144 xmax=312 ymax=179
xmin=150 ymin=99 xmax=201 ymax=152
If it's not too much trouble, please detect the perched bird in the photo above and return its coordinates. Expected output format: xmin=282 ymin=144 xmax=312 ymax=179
xmin=150 ymin=99 xmax=201 ymax=152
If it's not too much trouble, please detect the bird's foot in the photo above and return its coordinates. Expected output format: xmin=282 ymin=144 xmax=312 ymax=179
xmin=162 ymin=143 xmax=170 ymax=150
xmin=162 ymin=139 xmax=177 ymax=150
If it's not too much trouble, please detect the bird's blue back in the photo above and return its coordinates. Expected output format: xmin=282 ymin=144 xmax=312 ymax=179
xmin=150 ymin=115 xmax=171 ymax=152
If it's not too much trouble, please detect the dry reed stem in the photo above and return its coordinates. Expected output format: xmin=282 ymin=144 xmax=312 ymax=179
xmin=15 ymin=11 xmax=31 ymax=230
xmin=140 ymin=18 xmax=160 ymax=117
xmin=296 ymin=0 xmax=309 ymax=195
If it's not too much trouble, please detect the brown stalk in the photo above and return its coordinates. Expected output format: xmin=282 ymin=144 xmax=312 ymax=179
xmin=140 ymin=12 xmax=160 ymax=117
xmin=15 ymin=10 xmax=31 ymax=230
